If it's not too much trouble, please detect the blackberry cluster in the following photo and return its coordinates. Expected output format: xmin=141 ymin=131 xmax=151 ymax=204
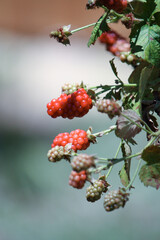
xmin=51 ymin=129 xmax=90 ymax=152
xmin=95 ymin=99 xmax=121 ymax=119
xmin=104 ymin=188 xmax=129 ymax=211
xmin=99 ymin=30 xmax=137 ymax=64
xmin=47 ymin=88 xmax=92 ymax=119
xmin=86 ymin=0 xmax=128 ymax=13
xmin=98 ymin=0 xmax=128 ymax=13
xmin=69 ymin=170 xmax=87 ymax=189
xmin=99 ymin=31 xmax=118 ymax=45
xmin=86 ymin=180 xmax=109 ymax=202
xmin=107 ymin=39 xmax=130 ymax=57
xmin=71 ymin=154 xmax=95 ymax=172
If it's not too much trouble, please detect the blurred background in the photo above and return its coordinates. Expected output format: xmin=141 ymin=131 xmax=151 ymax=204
xmin=0 ymin=1 xmax=160 ymax=240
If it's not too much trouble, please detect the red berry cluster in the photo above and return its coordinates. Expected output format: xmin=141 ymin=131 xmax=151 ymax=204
xmin=69 ymin=170 xmax=87 ymax=189
xmin=99 ymin=30 xmax=130 ymax=57
xmin=98 ymin=0 xmax=128 ymax=13
xmin=51 ymin=129 xmax=90 ymax=152
xmin=47 ymin=88 xmax=92 ymax=119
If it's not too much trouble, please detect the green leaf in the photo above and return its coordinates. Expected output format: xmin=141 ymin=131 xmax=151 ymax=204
xmin=128 ymin=61 xmax=149 ymax=84
xmin=139 ymin=66 xmax=153 ymax=101
xmin=130 ymin=0 xmax=156 ymax=20
xmin=152 ymin=0 xmax=160 ymax=16
xmin=139 ymin=163 xmax=160 ymax=189
xmin=141 ymin=145 xmax=160 ymax=164
xmin=119 ymin=164 xmax=130 ymax=187
xmin=88 ymin=13 xmax=109 ymax=47
xmin=130 ymin=24 xmax=160 ymax=66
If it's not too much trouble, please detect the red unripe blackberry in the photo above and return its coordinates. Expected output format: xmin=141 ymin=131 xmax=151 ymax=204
xmin=86 ymin=180 xmax=110 ymax=202
xmin=104 ymin=188 xmax=129 ymax=212
xmin=71 ymin=154 xmax=95 ymax=172
xmin=107 ymin=39 xmax=130 ymax=57
xmin=99 ymin=29 xmax=130 ymax=58
xmin=51 ymin=129 xmax=90 ymax=152
xmin=98 ymin=0 xmax=128 ymax=13
xmin=51 ymin=132 xmax=70 ymax=148
xmin=96 ymin=99 xmax=121 ymax=119
xmin=69 ymin=129 xmax=90 ymax=152
xmin=99 ymin=31 xmax=117 ymax=45
xmin=47 ymin=88 xmax=92 ymax=119
xmin=69 ymin=170 xmax=87 ymax=189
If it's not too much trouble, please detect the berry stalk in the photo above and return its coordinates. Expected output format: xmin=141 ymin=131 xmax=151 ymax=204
xmin=71 ymin=22 xmax=96 ymax=34
xmin=105 ymin=140 xmax=123 ymax=180
xmin=125 ymin=159 xmax=142 ymax=191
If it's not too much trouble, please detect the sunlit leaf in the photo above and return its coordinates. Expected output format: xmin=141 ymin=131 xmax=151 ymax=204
xmin=88 ymin=13 xmax=109 ymax=47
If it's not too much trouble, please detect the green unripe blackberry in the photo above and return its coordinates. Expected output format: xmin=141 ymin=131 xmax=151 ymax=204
xmin=71 ymin=154 xmax=95 ymax=172
xmin=86 ymin=180 xmax=109 ymax=202
xmin=104 ymin=188 xmax=129 ymax=212
xmin=61 ymin=83 xmax=86 ymax=95
xmin=120 ymin=52 xmax=138 ymax=66
xmin=95 ymin=99 xmax=121 ymax=119
xmin=47 ymin=144 xmax=72 ymax=162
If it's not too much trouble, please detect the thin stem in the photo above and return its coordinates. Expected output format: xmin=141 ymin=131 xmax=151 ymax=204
xmin=110 ymin=9 xmax=124 ymax=18
xmin=105 ymin=140 xmax=123 ymax=179
xmin=140 ymin=119 xmax=153 ymax=133
xmin=125 ymin=159 xmax=142 ymax=191
xmin=93 ymin=125 xmax=116 ymax=137
xmin=123 ymin=84 xmax=137 ymax=87
xmin=95 ymin=89 xmax=108 ymax=96
xmin=145 ymin=132 xmax=160 ymax=148
xmin=107 ymin=152 xmax=141 ymax=167
xmin=89 ymin=165 xmax=107 ymax=174
xmin=71 ymin=23 xmax=96 ymax=34
xmin=121 ymin=113 xmax=153 ymax=135
xmin=89 ymin=83 xmax=137 ymax=90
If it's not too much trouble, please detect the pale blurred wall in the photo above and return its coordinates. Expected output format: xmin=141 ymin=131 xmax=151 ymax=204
xmin=0 ymin=0 xmax=129 ymax=36
xmin=0 ymin=0 xmax=131 ymax=135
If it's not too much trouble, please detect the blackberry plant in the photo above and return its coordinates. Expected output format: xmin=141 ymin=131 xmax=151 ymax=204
xmin=47 ymin=0 xmax=160 ymax=213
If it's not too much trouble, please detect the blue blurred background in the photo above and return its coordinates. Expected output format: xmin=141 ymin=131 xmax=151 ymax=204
xmin=0 ymin=1 xmax=160 ymax=240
